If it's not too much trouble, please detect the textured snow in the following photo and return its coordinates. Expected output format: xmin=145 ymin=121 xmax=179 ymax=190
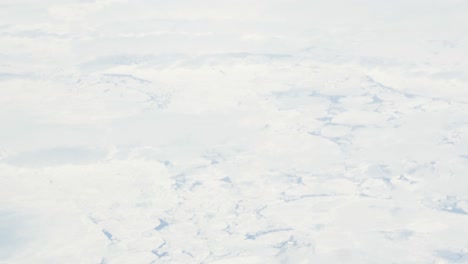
xmin=1 ymin=0 xmax=468 ymax=263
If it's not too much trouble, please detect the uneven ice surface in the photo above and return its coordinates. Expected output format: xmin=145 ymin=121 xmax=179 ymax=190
xmin=1 ymin=0 xmax=468 ymax=263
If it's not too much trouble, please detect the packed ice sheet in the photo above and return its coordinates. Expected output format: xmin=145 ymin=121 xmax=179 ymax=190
xmin=1 ymin=0 xmax=468 ymax=263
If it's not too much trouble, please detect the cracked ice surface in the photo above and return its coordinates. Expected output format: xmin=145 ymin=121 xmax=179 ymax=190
xmin=1 ymin=0 xmax=468 ymax=263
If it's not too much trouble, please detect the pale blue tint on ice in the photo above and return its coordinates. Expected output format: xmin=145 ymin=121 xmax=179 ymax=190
xmin=0 ymin=211 xmax=27 ymax=260
xmin=3 ymin=147 xmax=105 ymax=167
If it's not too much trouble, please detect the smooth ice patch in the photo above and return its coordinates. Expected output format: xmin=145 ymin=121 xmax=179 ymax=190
xmin=0 ymin=211 xmax=29 ymax=260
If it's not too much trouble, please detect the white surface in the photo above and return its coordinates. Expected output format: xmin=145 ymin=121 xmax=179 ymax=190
xmin=1 ymin=0 xmax=468 ymax=263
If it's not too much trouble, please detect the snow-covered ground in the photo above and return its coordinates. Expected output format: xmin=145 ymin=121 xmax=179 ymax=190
xmin=1 ymin=0 xmax=468 ymax=263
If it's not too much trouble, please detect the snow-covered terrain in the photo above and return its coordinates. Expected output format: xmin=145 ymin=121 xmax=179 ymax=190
xmin=1 ymin=0 xmax=468 ymax=263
